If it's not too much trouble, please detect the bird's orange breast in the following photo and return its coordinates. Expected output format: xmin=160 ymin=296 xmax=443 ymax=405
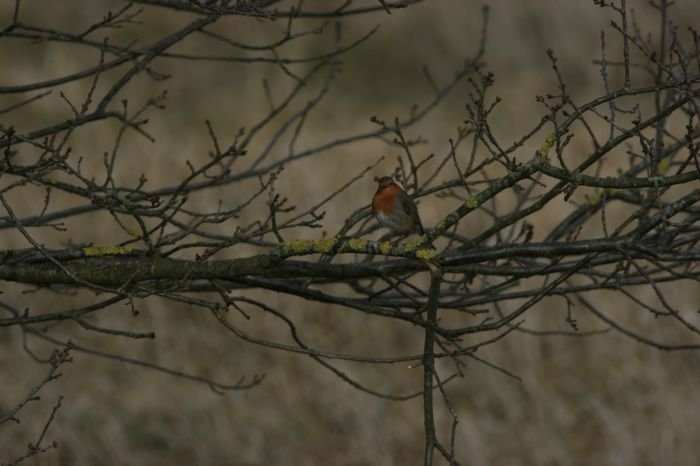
xmin=372 ymin=185 xmax=401 ymax=214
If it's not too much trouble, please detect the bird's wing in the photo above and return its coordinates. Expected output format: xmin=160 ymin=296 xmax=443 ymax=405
xmin=401 ymin=193 xmax=425 ymax=234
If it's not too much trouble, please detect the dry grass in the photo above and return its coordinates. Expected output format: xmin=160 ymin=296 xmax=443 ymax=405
xmin=2 ymin=1 xmax=700 ymax=464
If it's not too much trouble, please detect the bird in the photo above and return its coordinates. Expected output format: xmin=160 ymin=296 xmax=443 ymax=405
xmin=371 ymin=176 xmax=425 ymax=235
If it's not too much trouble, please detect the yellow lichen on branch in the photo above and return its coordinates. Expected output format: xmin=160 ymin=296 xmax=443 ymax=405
xmin=538 ymin=133 xmax=557 ymax=159
xmin=275 ymin=236 xmax=435 ymax=259
xmin=347 ymin=238 xmax=369 ymax=249
xmin=656 ymin=157 xmax=671 ymax=175
xmin=416 ymin=248 xmax=439 ymax=260
xmin=586 ymin=188 xmax=620 ymax=207
xmin=276 ymin=237 xmax=342 ymax=257
xmin=82 ymin=246 xmax=133 ymax=256
xmin=465 ymin=196 xmax=479 ymax=209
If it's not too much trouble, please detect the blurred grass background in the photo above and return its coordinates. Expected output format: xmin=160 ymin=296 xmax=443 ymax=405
xmin=2 ymin=1 xmax=700 ymax=464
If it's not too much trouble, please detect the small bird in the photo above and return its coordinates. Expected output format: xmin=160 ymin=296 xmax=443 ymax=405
xmin=372 ymin=176 xmax=425 ymax=235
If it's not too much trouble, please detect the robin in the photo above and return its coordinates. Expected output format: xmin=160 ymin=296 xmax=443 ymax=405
xmin=371 ymin=176 xmax=426 ymax=235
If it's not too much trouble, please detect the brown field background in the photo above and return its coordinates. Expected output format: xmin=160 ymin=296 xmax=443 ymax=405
xmin=2 ymin=1 xmax=700 ymax=465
